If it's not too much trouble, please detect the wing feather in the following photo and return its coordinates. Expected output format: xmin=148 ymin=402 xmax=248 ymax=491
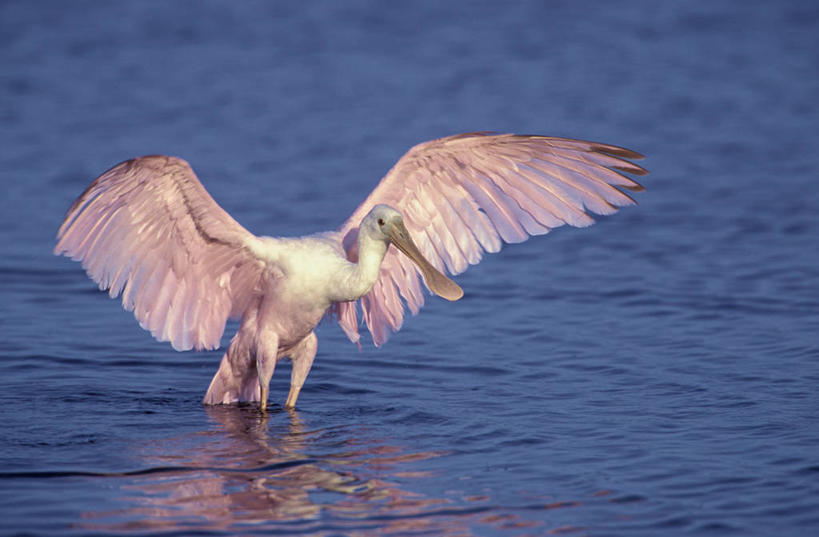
xmin=55 ymin=155 xmax=269 ymax=351
xmin=334 ymin=133 xmax=647 ymax=346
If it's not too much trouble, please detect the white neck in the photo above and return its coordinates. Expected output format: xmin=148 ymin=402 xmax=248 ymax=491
xmin=336 ymin=230 xmax=388 ymax=302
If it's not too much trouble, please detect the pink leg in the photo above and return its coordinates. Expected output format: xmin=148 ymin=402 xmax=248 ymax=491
xmin=256 ymin=331 xmax=279 ymax=412
xmin=285 ymin=332 xmax=318 ymax=409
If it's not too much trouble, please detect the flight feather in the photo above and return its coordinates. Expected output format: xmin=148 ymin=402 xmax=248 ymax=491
xmin=333 ymin=133 xmax=647 ymax=346
xmin=55 ymin=155 xmax=267 ymax=351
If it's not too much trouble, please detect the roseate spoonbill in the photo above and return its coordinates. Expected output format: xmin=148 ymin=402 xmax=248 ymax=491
xmin=55 ymin=132 xmax=646 ymax=410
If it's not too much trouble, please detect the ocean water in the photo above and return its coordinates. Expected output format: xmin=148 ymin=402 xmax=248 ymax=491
xmin=2 ymin=1 xmax=818 ymax=535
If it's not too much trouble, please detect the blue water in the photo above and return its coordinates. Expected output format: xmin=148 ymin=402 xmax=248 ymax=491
xmin=2 ymin=1 xmax=818 ymax=535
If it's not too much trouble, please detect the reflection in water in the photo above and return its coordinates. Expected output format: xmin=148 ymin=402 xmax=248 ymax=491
xmin=78 ymin=407 xmax=557 ymax=535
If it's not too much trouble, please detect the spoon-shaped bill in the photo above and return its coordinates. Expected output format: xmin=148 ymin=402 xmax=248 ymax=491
xmin=388 ymin=221 xmax=464 ymax=301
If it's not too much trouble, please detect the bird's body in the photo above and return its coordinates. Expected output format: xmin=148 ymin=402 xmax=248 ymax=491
xmin=55 ymin=133 xmax=647 ymax=410
xmin=201 ymin=229 xmax=397 ymax=408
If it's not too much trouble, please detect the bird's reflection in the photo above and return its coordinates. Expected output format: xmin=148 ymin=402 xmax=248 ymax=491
xmin=79 ymin=405 xmax=532 ymax=535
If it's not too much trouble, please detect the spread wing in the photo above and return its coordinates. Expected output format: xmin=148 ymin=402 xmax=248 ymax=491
xmin=55 ymin=155 xmax=268 ymax=351
xmin=332 ymin=133 xmax=648 ymax=346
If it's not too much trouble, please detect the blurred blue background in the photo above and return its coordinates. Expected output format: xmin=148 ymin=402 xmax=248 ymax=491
xmin=1 ymin=1 xmax=818 ymax=535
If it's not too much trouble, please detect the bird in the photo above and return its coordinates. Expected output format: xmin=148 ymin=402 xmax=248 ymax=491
xmin=55 ymin=132 xmax=647 ymax=410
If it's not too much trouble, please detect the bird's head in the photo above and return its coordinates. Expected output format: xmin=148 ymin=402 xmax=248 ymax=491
xmin=363 ymin=204 xmax=463 ymax=301
xmin=362 ymin=204 xmax=404 ymax=242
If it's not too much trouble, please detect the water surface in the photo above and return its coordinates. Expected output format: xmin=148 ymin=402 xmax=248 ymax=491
xmin=2 ymin=1 xmax=818 ymax=535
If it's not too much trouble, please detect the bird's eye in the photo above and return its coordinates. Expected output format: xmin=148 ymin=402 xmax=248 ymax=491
xmin=377 ymin=218 xmax=385 ymax=226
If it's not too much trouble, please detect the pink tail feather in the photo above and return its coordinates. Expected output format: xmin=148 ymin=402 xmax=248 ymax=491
xmin=203 ymin=352 xmax=260 ymax=405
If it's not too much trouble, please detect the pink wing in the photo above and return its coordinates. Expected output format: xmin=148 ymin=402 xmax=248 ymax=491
xmin=55 ymin=156 xmax=267 ymax=351
xmin=332 ymin=133 xmax=648 ymax=346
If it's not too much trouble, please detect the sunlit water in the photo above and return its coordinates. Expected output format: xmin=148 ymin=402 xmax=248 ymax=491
xmin=2 ymin=1 xmax=818 ymax=535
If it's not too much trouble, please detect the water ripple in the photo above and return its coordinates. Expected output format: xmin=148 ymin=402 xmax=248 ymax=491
xmin=3 ymin=1 xmax=819 ymax=535
xmin=0 ymin=459 xmax=319 ymax=480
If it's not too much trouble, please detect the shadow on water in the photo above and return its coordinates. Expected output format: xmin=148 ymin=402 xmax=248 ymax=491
xmin=74 ymin=405 xmax=556 ymax=535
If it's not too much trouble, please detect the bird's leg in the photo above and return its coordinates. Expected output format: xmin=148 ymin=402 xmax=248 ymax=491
xmin=255 ymin=331 xmax=279 ymax=412
xmin=285 ymin=332 xmax=317 ymax=409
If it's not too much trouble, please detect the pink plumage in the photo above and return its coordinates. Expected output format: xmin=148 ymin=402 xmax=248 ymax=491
xmin=55 ymin=133 xmax=647 ymax=410
xmin=335 ymin=133 xmax=646 ymax=347
xmin=56 ymin=155 xmax=266 ymax=352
